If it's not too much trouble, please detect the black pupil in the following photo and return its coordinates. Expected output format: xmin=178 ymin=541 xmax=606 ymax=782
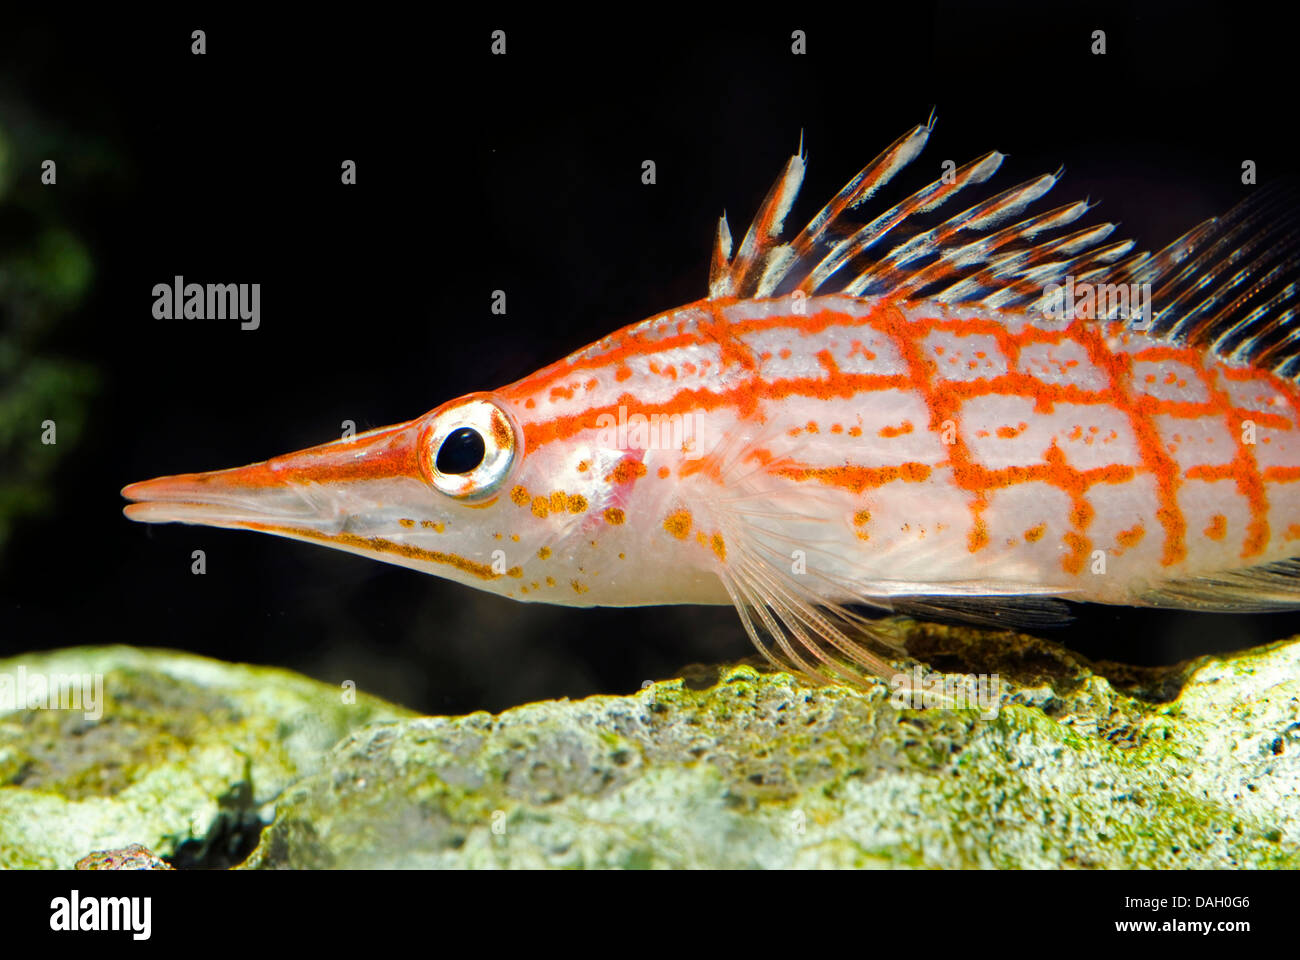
xmin=436 ymin=427 xmax=487 ymax=475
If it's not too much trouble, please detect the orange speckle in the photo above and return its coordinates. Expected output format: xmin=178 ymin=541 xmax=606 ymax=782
xmin=779 ymin=348 xmax=792 ymax=359
xmin=607 ymin=458 xmax=647 ymax=485
xmin=710 ymin=532 xmax=727 ymax=562
xmin=546 ymin=576 xmax=556 ymax=586
xmin=1204 ymin=514 xmax=1227 ymax=541
xmin=806 ymin=421 xmax=820 ymax=433
xmin=1116 ymin=524 xmax=1145 ymax=548
xmin=571 ymin=579 xmax=589 ymax=595
xmin=506 ymin=566 xmax=523 ymax=578
xmin=831 ymin=424 xmax=843 ymax=434
xmin=567 ymin=494 xmax=588 ymax=513
xmin=531 ymin=496 xmax=550 ymax=518
xmin=1061 ymin=531 xmax=1090 ymax=575
xmin=525 ymin=398 xmax=536 ymax=409
xmin=549 ymin=385 xmax=574 ymax=401
xmin=879 ymin=421 xmax=914 ymax=438
xmin=511 ymin=534 xmax=519 ymax=542
xmin=615 ymin=365 xmax=632 ymax=381
xmin=421 ymin=520 xmax=445 ymax=533
xmin=996 ymin=422 xmax=1027 ymax=439
xmin=853 ymin=509 xmax=871 ymax=526
xmin=585 ymin=378 xmax=598 ymax=391
xmin=510 ymin=485 xmax=530 ymax=506
xmin=1024 ymin=524 xmax=1046 ymax=543
xmin=399 ymin=518 xmax=415 ymax=528
xmin=550 ymin=491 xmax=567 ymax=513
xmin=1286 ymin=524 xmax=1300 ymax=542
xmin=604 ymin=507 xmax=626 ymax=525
xmin=848 ymin=426 xmax=862 ymax=437
xmin=538 ymin=546 xmax=551 ymax=559
xmin=663 ymin=509 xmax=693 ymax=539
xmin=658 ymin=466 xmax=671 ymax=479
xmin=577 ymin=460 xmax=590 ymax=473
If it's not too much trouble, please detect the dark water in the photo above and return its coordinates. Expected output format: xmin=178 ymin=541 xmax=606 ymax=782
xmin=1 ymin=5 xmax=1296 ymax=715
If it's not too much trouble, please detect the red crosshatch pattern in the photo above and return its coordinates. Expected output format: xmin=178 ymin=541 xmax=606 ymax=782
xmin=502 ymin=293 xmax=1300 ymax=601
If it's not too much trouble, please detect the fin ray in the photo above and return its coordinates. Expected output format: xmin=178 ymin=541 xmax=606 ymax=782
xmin=710 ymin=121 xmax=1300 ymax=380
xmin=1139 ymin=558 xmax=1300 ymax=612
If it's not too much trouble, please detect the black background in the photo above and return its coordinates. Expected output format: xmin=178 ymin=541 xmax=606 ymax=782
xmin=1 ymin=4 xmax=1296 ymax=715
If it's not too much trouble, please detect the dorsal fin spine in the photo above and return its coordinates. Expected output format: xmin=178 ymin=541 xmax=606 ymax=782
xmin=709 ymin=121 xmax=1300 ymax=379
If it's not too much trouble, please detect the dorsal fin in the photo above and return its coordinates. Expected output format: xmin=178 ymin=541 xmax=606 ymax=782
xmin=709 ymin=119 xmax=934 ymax=299
xmin=708 ymin=119 xmax=1300 ymax=379
xmin=707 ymin=115 xmax=1127 ymax=303
xmin=1130 ymin=184 xmax=1300 ymax=377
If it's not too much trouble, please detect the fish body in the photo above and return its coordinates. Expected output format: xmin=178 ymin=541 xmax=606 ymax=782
xmin=123 ymin=119 xmax=1300 ymax=681
xmin=498 ymin=292 xmax=1300 ymax=607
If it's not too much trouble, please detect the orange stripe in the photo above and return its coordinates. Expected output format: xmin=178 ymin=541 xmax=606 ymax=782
xmin=1196 ymin=363 xmax=1270 ymax=559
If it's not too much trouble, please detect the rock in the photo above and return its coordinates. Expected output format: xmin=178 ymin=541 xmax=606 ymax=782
xmin=245 ymin=621 xmax=1300 ymax=869
xmin=75 ymin=843 xmax=172 ymax=870
xmin=0 ymin=645 xmax=414 ymax=868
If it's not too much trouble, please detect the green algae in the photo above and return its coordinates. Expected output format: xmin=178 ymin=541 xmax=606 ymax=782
xmin=243 ymin=625 xmax=1300 ymax=869
xmin=2 ymin=624 xmax=1297 ymax=869
xmin=0 ymin=646 xmax=414 ymax=868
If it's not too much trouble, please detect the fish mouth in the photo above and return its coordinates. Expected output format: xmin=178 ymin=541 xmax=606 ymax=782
xmin=122 ymin=420 xmax=427 ymax=532
xmin=122 ymin=472 xmax=335 ymax=528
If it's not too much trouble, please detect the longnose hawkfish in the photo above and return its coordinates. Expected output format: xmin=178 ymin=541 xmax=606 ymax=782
xmin=124 ymin=118 xmax=1300 ymax=687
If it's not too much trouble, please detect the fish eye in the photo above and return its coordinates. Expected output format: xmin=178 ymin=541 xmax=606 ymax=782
xmin=436 ymin=428 xmax=486 ymax=474
xmin=421 ymin=396 xmax=519 ymax=500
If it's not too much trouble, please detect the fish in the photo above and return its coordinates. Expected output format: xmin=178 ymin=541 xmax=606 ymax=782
xmin=123 ymin=117 xmax=1300 ymax=686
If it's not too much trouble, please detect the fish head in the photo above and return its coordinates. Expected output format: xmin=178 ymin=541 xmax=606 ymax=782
xmin=123 ymin=392 xmax=538 ymax=595
xmin=122 ymin=389 xmax=729 ymax=606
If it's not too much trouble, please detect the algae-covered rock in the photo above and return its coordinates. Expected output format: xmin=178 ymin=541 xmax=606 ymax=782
xmin=0 ymin=646 xmax=415 ymax=868
xmin=246 ymin=622 xmax=1300 ymax=869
